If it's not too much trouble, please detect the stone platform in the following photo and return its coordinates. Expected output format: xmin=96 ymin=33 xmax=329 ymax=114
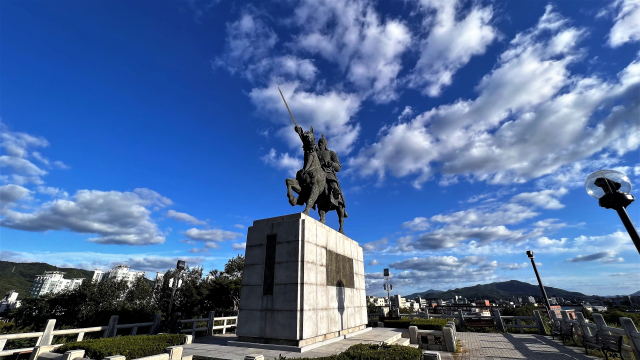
xmin=183 ymin=328 xmax=451 ymax=359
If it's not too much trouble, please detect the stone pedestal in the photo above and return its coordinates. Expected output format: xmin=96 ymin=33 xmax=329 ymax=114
xmin=234 ymin=213 xmax=367 ymax=349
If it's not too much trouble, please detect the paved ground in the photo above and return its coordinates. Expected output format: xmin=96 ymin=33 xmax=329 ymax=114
xmin=182 ymin=330 xmax=600 ymax=360
xmin=454 ymin=333 xmax=601 ymax=360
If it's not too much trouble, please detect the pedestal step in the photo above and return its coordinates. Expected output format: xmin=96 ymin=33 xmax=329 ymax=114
xmin=390 ymin=338 xmax=410 ymax=346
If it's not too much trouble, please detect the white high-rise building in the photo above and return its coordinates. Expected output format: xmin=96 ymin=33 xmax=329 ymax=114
xmin=92 ymin=265 xmax=145 ymax=286
xmin=28 ymin=272 xmax=85 ymax=298
xmin=0 ymin=290 xmax=21 ymax=313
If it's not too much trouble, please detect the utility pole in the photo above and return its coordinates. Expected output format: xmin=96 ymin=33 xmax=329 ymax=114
xmin=383 ymin=268 xmax=393 ymax=317
xmin=168 ymin=260 xmax=186 ymax=316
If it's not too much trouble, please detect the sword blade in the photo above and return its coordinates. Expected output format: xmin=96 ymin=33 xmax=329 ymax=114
xmin=278 ymin=87 xmax=297 ymax=127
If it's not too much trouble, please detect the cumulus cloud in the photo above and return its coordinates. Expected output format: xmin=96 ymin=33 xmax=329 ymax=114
xmin=349 ymin=5 xmax=640 ymax=188
xmin=511 ymin=188 xmax=569 ymax=209
xmin=261 ymin=148 xmax=302 ymax=176
xmin=565 ymin=250 xmax=621 ymax=263
xmin=362 ymin=237 xmax=389 ymax=252
xmin=365 ymin=255 xmax=498 ymax=294
xmin=408 ymin=0 xmax=498 ymax=96
xmin=249 ymin=83 xmax=362 ymax=155
xmin=0 ymin=122 xmax=56 ymax=185
xmin=501 ymin=262 xmax=528 ymax=270
xmin=116 ymin=256 xmax=205 ymax=272
xmin=605 ymin=0 xmax=640 ymax=47
xmin=165 ymin=210 xmax=206 ymax=225
xmin=368 ymin=259 xmax=379 ymax=266
xmin=36 ymin=186 xmax=68 ymax=198
xmin=183 ymin=228 xmax=243 ymax=242
xmin=0 ymin=188 xmax=171 ymax=245
xmin=292 ymin=0 xmax=411 ymax=103
xmin=398 ymin=106 xmax=414 ymax=121
xmin=232 ymin=242 xmax=247 ymax=250
xmin=213 ymin=6 xmax=278 ymax=75
xmin=402 ymin=217 xmax=429 ymax=232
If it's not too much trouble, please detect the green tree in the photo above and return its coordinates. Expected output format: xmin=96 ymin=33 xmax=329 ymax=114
xmin=200 ymin=255 xmax=244 ymax=312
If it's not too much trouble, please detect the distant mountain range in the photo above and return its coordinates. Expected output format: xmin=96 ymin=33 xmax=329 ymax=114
xmin=404 ymin=280 xmax=587 ymax=300
xmin=0 ymin=261 xmax=94 ymax=300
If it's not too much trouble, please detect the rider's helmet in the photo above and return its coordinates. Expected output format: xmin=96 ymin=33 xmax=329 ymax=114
xmin=318 ymin=134 xmax=328 ymax=149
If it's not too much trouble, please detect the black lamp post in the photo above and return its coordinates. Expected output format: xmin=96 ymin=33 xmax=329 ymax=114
xmin=168 ymin=260 xmax=186 ymax=315
xmin=585 ymin=170 xmax=640 ymax=255
xmin=383 ymin=268 xmax=393 ymax=316
xmin=526 ymin=250 xmax=552 ymax=319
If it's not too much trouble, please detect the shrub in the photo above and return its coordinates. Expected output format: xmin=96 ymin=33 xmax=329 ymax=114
xmin=383 ymin=319 xmax=412 ymax=328
xmin=410 ymin=318 xmax=451 ymax=330
xmin=277 ymin=343 xmax=422 ymax=360
xmin=56 ymin=334 xmax=185 ymax=360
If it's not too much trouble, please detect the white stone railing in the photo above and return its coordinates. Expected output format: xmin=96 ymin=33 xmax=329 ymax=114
xmin=0 ymin=311 xmax=234 ymax=357
xmin=26 ymin=343 xmax=190 ymax=360
xmin=550 ymin=310 xmax=640 ymax=360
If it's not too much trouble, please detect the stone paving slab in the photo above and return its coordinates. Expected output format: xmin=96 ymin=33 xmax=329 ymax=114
xmin=454 ymin=333 xmax=601 ymax=360
xmin=182 ymin=328 xmax=456 ymax=359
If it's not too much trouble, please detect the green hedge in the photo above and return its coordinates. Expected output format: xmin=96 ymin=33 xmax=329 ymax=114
xmin=410 ymin=318 xmax=451 ymax=330
xmin=57 ymin=334 xmax=185 ymax=360
xmin=382 ymin=318 xmax=412 ymax=328
xmin=384 ymin=318 xmax=452 ymax=330
xmin=278 ymin=343 xmax=422 ymax=360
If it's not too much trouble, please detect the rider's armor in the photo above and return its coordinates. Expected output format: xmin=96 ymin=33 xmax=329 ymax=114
xmin=317 ymin=134 xmax=346 ymax=209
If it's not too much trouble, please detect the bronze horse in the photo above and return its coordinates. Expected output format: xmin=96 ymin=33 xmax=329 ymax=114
xmin=285 ymin=126 xmax=347 ymax=233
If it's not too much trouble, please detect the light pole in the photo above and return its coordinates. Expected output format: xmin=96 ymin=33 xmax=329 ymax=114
xmin=526 ymin=251 xmax=552 ymax=319
xmin=585 ymin=170 xmax=639 ymax=255
xmin=383 ymin=268 xmax=393 ymax=317
xmin=168 ymin=260 xmax=186 ymax=316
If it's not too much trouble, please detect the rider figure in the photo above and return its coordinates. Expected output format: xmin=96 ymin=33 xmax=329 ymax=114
xmin=317 ymin=134 xmax=347 ymax=215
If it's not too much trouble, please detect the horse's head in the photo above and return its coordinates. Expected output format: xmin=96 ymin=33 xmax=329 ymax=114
xmin=301 ymin=126 xmax=316 ymax=151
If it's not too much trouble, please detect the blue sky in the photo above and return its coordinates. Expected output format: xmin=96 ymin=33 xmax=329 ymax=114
xmin=1 ymin=0 xmax=639 ymax=297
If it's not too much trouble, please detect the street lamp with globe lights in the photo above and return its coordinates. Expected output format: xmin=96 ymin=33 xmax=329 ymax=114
xmin=585 ymin=169 xmax=640 ymax=255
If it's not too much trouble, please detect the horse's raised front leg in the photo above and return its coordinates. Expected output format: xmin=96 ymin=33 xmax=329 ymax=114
xmin=303 ymin=180 xmax=323 ymax=215
xmin=337 ymin=206 xmax=345 ymax=234
xmin=285 ymin=178 xmax=301 ymax=207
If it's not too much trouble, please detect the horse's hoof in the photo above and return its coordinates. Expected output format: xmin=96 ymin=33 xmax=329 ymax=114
xmin=288 ymin=196 xmax=297 ymax=206
xmin=302 ymin=209 xmax=310 ymax=215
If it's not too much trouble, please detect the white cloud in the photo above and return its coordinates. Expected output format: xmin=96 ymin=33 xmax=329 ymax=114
xmin=565 ymin=250 xmax=621 ymax=263
xmin=408 ymin=0 xmax=498 ymax=96
xmin=501 ymin=262 xmax=528 ymax=270
xmin=165 ymin=210 xmax=206 ymax=225
xmin=261 ymin=149 xmax=302 ymax=176
xmin=511 ymin=188 xmax=569 ymax=210
xmin=349 ymin=6 xmax=640 ymax=188
xmin=36 ymin=186 xmax=68 ymax=198
xmin=402 ymin=217 xmax=429 ymax=232
xmin=249 ymin=83 xmax=362 ymax=155
xmin=362 ymin=237 xmax=389 ymax=252
xmin=232 ymin=242 xmax=247 ymax=250
xmin=292 ymin=0 xmax=411 ymax=103
xmin=234 ymin=224 xmax=245 ymax=229
xmin=398 ymin=106 xmax=414 ymax=121
xmin=364 ymin=255 xmax=498 ymax=295
xmin=429 ymin=203 xmax=539 ymax=227
xmin=0 ymin=184 xmax=32 ymax=204
xmin=183 ymin=228 xmax=243 ymax=242
xmin=0 ymin=188 xmax=171 ymax=245
xmin=413 ymin=224 xmax=532 ymax=250
xmin=606 ymin=0 xmax=640 ymax=47
xmin=31 ymin=152 xmax=49 ymax=165
xmin=0 ymin=156 xmax=47 ymax=177
xmin=368 ymin=259 xmax=379 ymax=266
xmin=213 ymin=7 xmax=278 ymax=75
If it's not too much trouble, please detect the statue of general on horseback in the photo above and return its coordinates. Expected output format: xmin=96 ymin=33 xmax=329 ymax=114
xmin=279 ymin=88 xmax=349 ymax=233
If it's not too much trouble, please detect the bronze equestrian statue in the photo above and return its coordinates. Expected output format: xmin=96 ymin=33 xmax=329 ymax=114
xmin=285 ymin=126 xmax=348 ymax=233
xmin=279 ymin=88 xmax=348 ymax=233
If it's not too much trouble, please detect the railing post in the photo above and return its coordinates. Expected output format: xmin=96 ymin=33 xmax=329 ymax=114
xmin=191 ymin=321 xmax=196 ymax=337
xmin=76 ymin=332 xmax=85 ymax=342
xmin=516 ymin=319 xmax=524 ymax=334
xmin=620 ymin=317 xmax=640 ymax=360
xmin=533 ymin=310 xmax=546 ymax=335
xmin=36 ymin=319 xmax=56 ymax=346
xmin=425 ymin=308 xmax=430 ymax=320
xmin=104 ymin=316 xmax=119 ymax=338
xmin=575 ymin=312 xmax=592 ymax=339
xmin=150 ymin=313 xmax=162 ymax=335
xmin=222 ymin=319 xmax=227 ymax=335
xmin=0 ymin=339 xmax=6 ymax=351
xmin=131 ymin=327 xmax=138 ymax=336
xmin=492 ymin=309 xmax=505 ymax=333
xmin=458 ymin=311 xmax=466 ymax=330
xmin=592 ymin=313 xmax=610 ymax=335
xmin=206 ymin=311 xmax=215 ymax=337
